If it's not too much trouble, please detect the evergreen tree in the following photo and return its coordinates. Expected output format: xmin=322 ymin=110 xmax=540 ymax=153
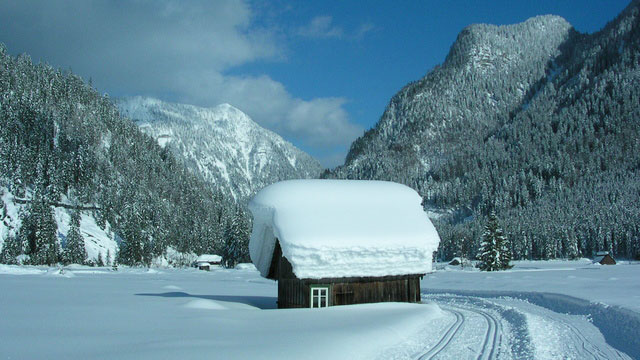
xmin=566 ymin=231 xmax=580 ymax=260
xmin=22 ymin=189 xmax=60 ymax=265
xmin=0 ymin=235 xmax=23 ymax=264
xmin=456 ymin=236 xmax=469 ymax=268
xmin=96 ymin=252 xmax=104 ymax=267
xmin=221 ymin=206 xmax=249 ymax=268
xmin=117 ymin=204 xmax=151 ymax=267
xmin=477 ymin=211 xmax=511 ymax=271
xmin=500 ymin=228 xmax=513 ymax=269
xmin=63 ymin=210 xmax=87 ymax=265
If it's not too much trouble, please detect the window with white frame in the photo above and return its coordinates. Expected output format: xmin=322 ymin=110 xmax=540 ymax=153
xmin=310 ymin=286 xmax=329 ymax=308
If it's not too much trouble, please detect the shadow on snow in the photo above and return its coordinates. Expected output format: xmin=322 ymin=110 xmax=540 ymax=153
xmin=135 ymin=291 xmax=277 ymax=310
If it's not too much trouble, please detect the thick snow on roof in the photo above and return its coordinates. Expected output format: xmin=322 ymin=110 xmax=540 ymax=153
xmin=196 ymin=254 xmax=221 ymax=263
xmin=249 ymin=180 xmax=440 ymax=279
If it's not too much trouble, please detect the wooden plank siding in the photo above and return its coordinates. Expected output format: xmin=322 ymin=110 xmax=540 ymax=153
xmin=271 ymin=239 xmax=424 ymax=309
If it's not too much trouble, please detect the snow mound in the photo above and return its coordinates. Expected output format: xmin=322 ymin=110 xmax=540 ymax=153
xmin=163 ymin=285 xmax=183 ymax=290
xmin=196 ymin=254 xmax=221 ymax=263
xmin=0 ymin=264 xmax=46 ymax=275
xmin=45 ymin=268 xmax=75 ymax=278
xmin=249 ymin=180 xmax=441 ymax=279
xmin=235 ymin=263 xmax=257 ymax=271
xmin=184 ymin=299 xmax=259 ymax=311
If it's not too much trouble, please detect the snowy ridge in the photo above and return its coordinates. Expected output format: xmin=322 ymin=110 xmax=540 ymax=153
xmin=116 ymin=97 xmax=322 ymax=200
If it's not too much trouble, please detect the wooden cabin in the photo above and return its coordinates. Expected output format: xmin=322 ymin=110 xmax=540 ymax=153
xmin=194 ymin=254 xmax=222 ymax=270
xmin=248 ymin=180 xmax=441 ymax=309
xmin=593 ymin=251 xmax=616 ymax=265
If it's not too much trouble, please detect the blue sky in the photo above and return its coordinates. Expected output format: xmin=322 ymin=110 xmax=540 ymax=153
xmin=0 ymin=0 xmax=631 ymax=167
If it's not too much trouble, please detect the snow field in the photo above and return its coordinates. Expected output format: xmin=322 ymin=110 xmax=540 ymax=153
xmin=0 ymin=265 xmax=443 ymax=360
xmin=426 ymin=259 xmax=640 ymax=358
xmin=429 ymin=259 xmax=640 ymax=312
xmin=1 ymin=260 xmax=639 ymax=359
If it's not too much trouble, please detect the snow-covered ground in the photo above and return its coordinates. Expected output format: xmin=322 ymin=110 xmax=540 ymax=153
xmin=423 ymin=259 xmax=640 ymax=359
xmin=427 ymin=259 xmax=640 ymax=312
xmin=0 ymin=265 xmax=440 ymax=360
xmin=1 ymin=260 xmax=638 ymax=359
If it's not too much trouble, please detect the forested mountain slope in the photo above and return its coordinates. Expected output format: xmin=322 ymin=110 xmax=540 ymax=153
xmin=326 ymin=2 xmax=640 ymax=260
xmin=116 ymin=97 xmax=322 ymax=200
xmin=0 ymin=44 xmax=246 ymax=266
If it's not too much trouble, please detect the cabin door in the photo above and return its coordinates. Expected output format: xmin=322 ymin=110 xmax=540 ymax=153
xmin=310 ymin=286 xmax=329 ymax=308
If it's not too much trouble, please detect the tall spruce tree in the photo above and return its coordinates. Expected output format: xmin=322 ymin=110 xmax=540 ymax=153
xmin=63 ymin=210 xmax=87 ymax=265
xmin=477 ymin=211 xmax=511 ymax=271
xmin=21 ymin=188 xmax=60 ymax=265
xmin=221 ymin=206 xmax=250 ymax=268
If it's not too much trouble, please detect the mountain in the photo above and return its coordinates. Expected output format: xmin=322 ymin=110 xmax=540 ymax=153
xmin=0 ymin=44 xmax=242 ymax=266
xmin=326 ymin=2 xmax=640 ymax=261
xmin=116 ymin=97 xmax=322 ymax=200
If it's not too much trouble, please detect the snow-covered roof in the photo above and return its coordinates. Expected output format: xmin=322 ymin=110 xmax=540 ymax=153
xmin=248 ymin=180 xmax=441 ymax=279
xmin=196 ymin=254 xmax=222 ymax=263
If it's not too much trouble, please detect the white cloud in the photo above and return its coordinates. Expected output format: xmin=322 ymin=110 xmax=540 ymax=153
xmin=296 ymin=16 xmax=375 ymax=41
xmin=355 ymin=22 xmax=375 ymax=39
xmin=297 ymin=16 xmax=344 ymax=38
xmin=0 ymin=0 xmax=364 ymax=166
xmin=173 ymin=72 xmax=363 ymax=150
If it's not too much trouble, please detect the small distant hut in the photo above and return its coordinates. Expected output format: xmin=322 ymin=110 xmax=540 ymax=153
xmin=248 ymin=180 xmax=441 ymax=309
xmin=195 ymin=254 xmax=222 ymax=270
xmin=593 ymin=251 xmax=616 ymax=265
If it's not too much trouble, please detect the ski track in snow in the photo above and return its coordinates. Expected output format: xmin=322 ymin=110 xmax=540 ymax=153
xmin=419 ymin=293 xmax=632 ymax=360
xmin=414 ymin=307 xmax=465 ymax=359
xmin=415 ymin=299 xmax=503 ymax=360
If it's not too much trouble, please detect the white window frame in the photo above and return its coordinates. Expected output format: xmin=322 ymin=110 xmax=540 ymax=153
xmin=310 ymin=286 xmax=329 ymax=308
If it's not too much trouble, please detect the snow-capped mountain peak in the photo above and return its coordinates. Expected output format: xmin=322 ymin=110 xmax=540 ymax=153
xmin=116 ymin=97 xmax=322 ymax=200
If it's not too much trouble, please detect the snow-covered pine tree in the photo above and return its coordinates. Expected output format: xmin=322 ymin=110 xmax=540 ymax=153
xmin=221 ymin=206 xmax=250 ymax=268
xmin=63 ymin=210 xmax=87 ymax=265
xmin=566 ymin=231 xmax=580 ymax=260
xmin=457 ymin=236 xmax=468 ymax=268
xmin=499 ymin=227 xmax=513 ymax=270
xmin=0 ymin=235 xmax=23 ymax=264
xmin=477 ymin=211 xmax=511 ymax=271
xmin=22 ymin=188 xmax=60 ymax=265
xmin=117 ymin=204 xmax=148 ymax=266
xmin=96 ymin=252 xmax=104 ymax=267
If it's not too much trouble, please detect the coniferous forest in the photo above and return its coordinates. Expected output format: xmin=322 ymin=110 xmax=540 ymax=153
xmin=0 ymin=44 xmax=249 ymax=266
xmin=326 ymin=2 xmax=640 ymax=261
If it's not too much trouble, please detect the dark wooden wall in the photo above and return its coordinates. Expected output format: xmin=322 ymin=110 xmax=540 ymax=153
xmin=271 ymin=240 xmax=424 ymax=309
xmin=599 ymin=255 xmax=616 ymax=265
